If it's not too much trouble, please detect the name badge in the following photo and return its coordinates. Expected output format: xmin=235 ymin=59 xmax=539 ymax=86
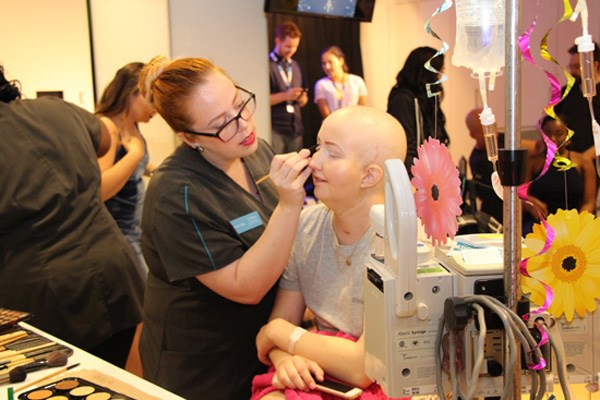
xmin=230 ymin=211 xmax=263 ymax=235
xmin=286 ymin=104 xmax=295 ymax=114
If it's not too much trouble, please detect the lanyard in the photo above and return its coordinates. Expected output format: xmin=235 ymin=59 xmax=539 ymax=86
xmin=334 ymin=81 xmax=345 ymax=109
xmin=271 ymin=51 xmax=293 ymax=88
xmin=271 ymin=51 xmax=295 ymax=113
xmin=277 ymin=63 xmax=293 ymax=88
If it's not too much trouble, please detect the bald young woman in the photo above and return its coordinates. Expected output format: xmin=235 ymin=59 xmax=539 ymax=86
xmin=252 ymin=106 xmax=407 ymax=399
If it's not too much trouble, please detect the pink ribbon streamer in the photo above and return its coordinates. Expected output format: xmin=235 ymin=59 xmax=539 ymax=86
xmin=517 ymin=17 xmax=558 ymax=323
xmin=515 ymin=4 xmax=576 ymax=361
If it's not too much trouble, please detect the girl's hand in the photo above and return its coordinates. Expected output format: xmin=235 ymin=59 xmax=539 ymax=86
xmin=524 ymin=196 xmax=548 ymax=221
xmin=272 ymin=354 xmax=324 ymax=391
xmin=120 ymin=132 xmax=145 ymax=158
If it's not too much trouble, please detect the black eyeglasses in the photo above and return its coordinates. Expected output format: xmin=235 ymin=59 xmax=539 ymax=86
xmin=184 ymin=86 xmax=256 ymax=142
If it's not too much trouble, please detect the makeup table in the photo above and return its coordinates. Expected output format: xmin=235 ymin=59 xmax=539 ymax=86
xmin=3 ymin=322 xmax=184 ymax=400
xmin=7 ymin=324 xmax=598 ymax=400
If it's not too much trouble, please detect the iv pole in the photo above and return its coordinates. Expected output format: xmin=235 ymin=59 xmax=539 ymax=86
xmin=504 ymin=0 xmax=523 ymax=398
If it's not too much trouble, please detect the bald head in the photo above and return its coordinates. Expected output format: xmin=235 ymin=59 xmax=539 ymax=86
xmin=322 ymin=105 xmax=407 ymax=168
xmin=466 ymin=107 xmax=485 ymax=148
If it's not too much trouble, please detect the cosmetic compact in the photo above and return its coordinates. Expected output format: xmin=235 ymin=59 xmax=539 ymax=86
xmin=18 ymin=378 xmax=135 ymax=400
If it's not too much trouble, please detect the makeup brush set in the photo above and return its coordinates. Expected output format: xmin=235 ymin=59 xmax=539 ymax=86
xmin=1 ymin=309 xmax=138 ymax=399
xmin=0 ymin=325 xmax=73 ymax=385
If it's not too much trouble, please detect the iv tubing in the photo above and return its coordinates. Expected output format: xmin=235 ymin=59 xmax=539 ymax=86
xmin=478 ymin=74 xmax=488 ymax=109
xmin=571 ymin=0 xmax=589 ymax=35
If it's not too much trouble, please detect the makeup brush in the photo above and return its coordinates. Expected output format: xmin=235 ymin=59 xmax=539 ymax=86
xmin=0 ymin=341 xmax=55 ymax=361
xmin=0 ymin=366 xmax=27 ymax=385
xmin=255 ymin=144 xmax=318 ymax=185
xmin=3 ymin=347 xmax=72 ymax=370
xmin=0 ymin=331 xmax=27 ymax=348
xmin=0 ymin=344 xmax=71 ymax=367
xmin=1 ymin=337 xmax=49 ymax=352
xmin=15 ymin=363 xmax=79 ymax=393
xmin=21 ymin=350 xmax=68 ymax=372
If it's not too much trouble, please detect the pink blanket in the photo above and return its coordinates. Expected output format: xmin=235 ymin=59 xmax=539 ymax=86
xmin=250 ymin=331 xmax=408 ymax=400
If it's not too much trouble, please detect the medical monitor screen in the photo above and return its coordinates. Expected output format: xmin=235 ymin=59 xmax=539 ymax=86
xmin=264 ymin=0 xmax=376 ymax=22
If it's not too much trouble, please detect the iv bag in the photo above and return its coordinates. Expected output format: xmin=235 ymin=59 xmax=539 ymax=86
xmin=452 ymin=0 xmax=505 ymax=78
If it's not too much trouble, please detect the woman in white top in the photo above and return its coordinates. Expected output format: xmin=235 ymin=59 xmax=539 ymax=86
xmin=314 ymin=46 xmax=368 ymax=119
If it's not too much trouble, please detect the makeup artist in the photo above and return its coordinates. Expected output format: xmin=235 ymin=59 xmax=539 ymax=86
xmin=137 ymin=56 xmax=312 ymax=400
xmin=0 ymin=64 xmax=143 ymax=368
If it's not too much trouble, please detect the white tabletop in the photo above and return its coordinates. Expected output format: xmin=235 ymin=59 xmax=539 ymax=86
xmin=2 ymin=322 xmax=184 ymax=399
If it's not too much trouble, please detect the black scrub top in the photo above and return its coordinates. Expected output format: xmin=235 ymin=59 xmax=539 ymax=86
xmin=0 ymin=97 xmax=143 ymax=349
xmin=140 ymin=139 xmax=279 ymax=400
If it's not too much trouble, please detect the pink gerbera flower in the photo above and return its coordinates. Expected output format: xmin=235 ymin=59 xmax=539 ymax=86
xmin=411 ymin=138 xmax=463 ymax=246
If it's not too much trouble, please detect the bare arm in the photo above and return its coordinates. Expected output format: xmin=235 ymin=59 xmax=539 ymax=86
xmin=97 ymin=119 xmax=145 ymax=201
xmin=316 ymin=98 xmax=331 ymax=119
xmin=269 ymin=288 xmax=307 ymax=324
xmin=270 ymin=88 xmax=305 ymax=106
xmin=523 ymin=195 xmax=548 ymax=221
xmin=267 ymin=348 xmax=324 ymax=391
xmin=297 ymin=91 xmax=309 ymax=108
xmin=257 ymin=288 xmax=326 ymax=391
xmin=582 ymin=146 xmax=595 ymax=163
xmin=144 ymin=161 xmax=157 ymax=177
xmin=96 ymin=117 xmax=111 ymax=157
xmin=197 ymin=150 xmax=313 ymax=304
xmin=257 ymin=318 xmax=373 ymax=388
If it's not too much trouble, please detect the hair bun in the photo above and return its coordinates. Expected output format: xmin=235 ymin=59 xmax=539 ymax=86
xmin=139 ymin=55 xmax=170 ymax=104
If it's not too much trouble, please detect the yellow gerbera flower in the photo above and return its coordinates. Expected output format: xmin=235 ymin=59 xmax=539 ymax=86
xmin=521 ymin=209 xmax=600 ymax=322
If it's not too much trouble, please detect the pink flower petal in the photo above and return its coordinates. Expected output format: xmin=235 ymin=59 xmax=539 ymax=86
xmin=411 ymin=138 xmax=463 ymax=246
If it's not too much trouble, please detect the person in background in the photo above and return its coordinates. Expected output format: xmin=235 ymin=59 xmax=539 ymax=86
xmin=96 ymin=62 xmax=156 ymax=283
xmin=269 ymin=20 xmax=309 ymax=153
xmin=466 ymin=107 xmax=503 ymax=224
xmin=523 ymin=115 xmax=596 ymax=235
xmin=314 ymin=45 xmax=368 ymax=119
xmin=0 ymin=64 xmax=143 ymax=368
xmin=137 ymin=56 xmax=313 ymax=400
xmin=251 ymin=106 xmax=407 ymax=399
xmin=387 ymin=46 xmax=450 ymax=176
xmin=555 ymin=41 xmax=600 ymax=214
xmin=554 ymin=41 xmax=600 ymax=162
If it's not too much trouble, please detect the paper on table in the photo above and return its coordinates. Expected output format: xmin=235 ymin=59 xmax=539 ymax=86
xmin=460 ymin=247 xmax=503 ymax=265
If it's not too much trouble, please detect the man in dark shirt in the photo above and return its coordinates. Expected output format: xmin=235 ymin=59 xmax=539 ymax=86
xmin=555 ymin=41 xmax=600 ymax=159
xmin=555 ymin=41 xmax=600 ymax=212
xmin=269 ymin=21 xmax=309 ymax=153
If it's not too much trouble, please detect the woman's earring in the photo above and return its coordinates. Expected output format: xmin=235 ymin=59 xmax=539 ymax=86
xmin=195 ymin=144 xmax=205 ymax=153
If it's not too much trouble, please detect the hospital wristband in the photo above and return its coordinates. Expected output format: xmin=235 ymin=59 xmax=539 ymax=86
xmin=287 ymin=326 xmax=307 ymax=355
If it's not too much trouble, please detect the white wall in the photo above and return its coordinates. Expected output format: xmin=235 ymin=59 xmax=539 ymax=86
xmin=168 ymin=0 xmax=272 ymax=142
xmin=0 ymin=0 xmax=95 ymax=110
xmin=91 ymin=0 xmax=174 ymax=167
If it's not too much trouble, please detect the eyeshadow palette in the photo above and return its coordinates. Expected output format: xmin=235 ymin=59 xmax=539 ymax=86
xmin=18 ymin=378 xmax=135 ymax=400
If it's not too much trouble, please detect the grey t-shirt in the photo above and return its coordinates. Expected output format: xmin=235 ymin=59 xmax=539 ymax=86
xmin=280 ymin=203 xmax=374 ymax=338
